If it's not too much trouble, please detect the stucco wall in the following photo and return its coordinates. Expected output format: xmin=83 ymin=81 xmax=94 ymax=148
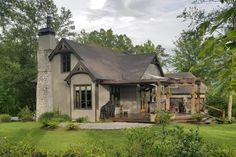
xmin=142 ymin=64 xmax=161 ymax=79
xmin=120 ymin=86 xmax=140 ymax=114
xmin=70 ymin=73 xmax=96 ymax=122
xmin=98 ymin=85 xmax=110 ymax=120
xmin=51 ymin=53 xmax=78 ymax=116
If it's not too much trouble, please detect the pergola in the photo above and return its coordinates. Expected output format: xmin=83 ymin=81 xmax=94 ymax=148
xmin=101 ymin=76 xmax=202 ymax=114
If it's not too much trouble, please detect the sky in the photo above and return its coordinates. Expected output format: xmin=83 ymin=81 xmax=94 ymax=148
xmin=54 ymin=0 xmax=220 ymax=53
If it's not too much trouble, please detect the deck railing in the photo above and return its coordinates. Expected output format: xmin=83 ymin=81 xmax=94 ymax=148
xmin=205 ymin=105 xmax=225 ymax=119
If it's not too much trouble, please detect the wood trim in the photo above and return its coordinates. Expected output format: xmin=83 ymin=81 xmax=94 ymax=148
xmin=95 ymin=82 xmax=99 ymax=122
xmin=73 ymin=84 xmax=93 ymax=110
xmin=64 ymin=61 xmax=96 ymax=84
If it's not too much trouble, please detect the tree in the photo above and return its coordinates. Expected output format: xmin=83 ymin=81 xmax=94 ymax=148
xmin=171 ymin=31 xmax=202 ymax=74
xmin=77 ymin=29 xmax=169 ymax=68
xmin=76 ymin=28 xmax=134 ymax=52
xmin=197 ymin=0 xmax=236 ymax=121
xmin=134 ymin=40 xmax=169 ymax=68
xmin=176 ymin=0 xmax=236 ymax=120
xmin=0 ymin=0 xmax=75 ymax=115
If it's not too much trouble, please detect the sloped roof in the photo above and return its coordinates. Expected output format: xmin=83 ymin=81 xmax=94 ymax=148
xmin=165 ymin=72 xmax=195 ymax=79
xmin=165 ymin=72 xmax=207 ymax=94
xmin=51 ymin=38 xmax=164 ymax=81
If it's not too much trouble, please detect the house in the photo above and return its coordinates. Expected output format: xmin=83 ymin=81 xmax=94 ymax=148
xmin=36 ymin=17 xmax=204 ymax=122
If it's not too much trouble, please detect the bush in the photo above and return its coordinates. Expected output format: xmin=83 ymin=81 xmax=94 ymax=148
xmin=46 ymin=119 xmax=59 ymax=129
xmin=0 ymin=114 xmax=11 ymax=122
xmin=66 ymin=122 xmax=78 ymax=131
xmin=125 ymin=126 xmax=232 ymax=157
xmin=18 ymin=106 xmax=33 ymax=122
xmin=192 ymin=113 xmax=205 ymax=122
xmin=157 ymin=111 xmax=171 ymax=125
xmin=76 ymin=116 xmax=89 ymax=123
xmin=205 ymin=94 xmax=236 ymax=118
xmin=0 ymin=137 xmax=35 ymax=157
xmin=38 ymin=112 xmax=71 ymax=129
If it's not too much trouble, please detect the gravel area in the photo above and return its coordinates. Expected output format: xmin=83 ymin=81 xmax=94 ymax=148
xmin=79 ymin=122 xmax=153 ymax=130
xmin=60 ymin=122 xmax=153 ymax=130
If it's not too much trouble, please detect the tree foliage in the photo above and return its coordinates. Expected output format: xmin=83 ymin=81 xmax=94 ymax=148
xmin=0 ymin=0 xmax=75 ymax=115
xmin=174 ymin=0 xmax=236 ymax=120
xmin=76 ymin=28 xmax=169 ymax=67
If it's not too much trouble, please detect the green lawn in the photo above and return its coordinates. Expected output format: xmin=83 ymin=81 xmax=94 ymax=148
xmin=0 ymin=122 xmax=235 ymax=153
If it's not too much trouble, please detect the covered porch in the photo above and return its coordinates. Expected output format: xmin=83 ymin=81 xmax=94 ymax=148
xmin=101 ymin=77 xmax=202 ymax=122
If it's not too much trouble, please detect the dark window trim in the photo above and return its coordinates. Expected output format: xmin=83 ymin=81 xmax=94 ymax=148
xmin=61 ymin=53 xmax=71 ymax=73
xmin=74 ymin=84 xmax=92 ymax=110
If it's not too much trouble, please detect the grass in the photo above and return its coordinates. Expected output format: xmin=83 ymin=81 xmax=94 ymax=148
xmin=176 ymin=123 xmax=236 ymax=149
xmin=0 ymin=122 xmax=236 ymax=153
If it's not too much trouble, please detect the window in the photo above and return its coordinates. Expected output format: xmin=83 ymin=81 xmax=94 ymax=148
xmin=61 ymin=53 xmax=70 ymax=72
xmin=75 ymin=85 xmax=92 ymax=109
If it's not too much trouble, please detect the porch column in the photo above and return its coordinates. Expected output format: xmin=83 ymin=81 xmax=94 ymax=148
xmin=165 ymin=86 xmax=171 ymax=111
xmin=191 ymin=84 xmax=196 ymax=114
xmin=155 ymin=82 xmax=161 ymax=111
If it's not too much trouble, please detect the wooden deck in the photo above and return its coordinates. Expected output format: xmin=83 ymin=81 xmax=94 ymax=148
xmin=109 ymin=113 xmax=194 ymax=123
xmin=110 ymin=113 xmax=151 ymax=123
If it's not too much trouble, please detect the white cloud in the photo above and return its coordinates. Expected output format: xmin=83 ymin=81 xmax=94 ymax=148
xmin=54 ymin=0 xmax=222 ymax=54
xmin=90 ymin=0 xmax=106 ymax=9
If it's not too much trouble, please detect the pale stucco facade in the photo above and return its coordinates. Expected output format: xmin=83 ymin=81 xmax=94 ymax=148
xmin=36 ymin=24 xmax=165 ymax=122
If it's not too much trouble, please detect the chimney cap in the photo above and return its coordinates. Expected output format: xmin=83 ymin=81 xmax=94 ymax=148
xmin=38 ymin=16 xmax=55 ymax=36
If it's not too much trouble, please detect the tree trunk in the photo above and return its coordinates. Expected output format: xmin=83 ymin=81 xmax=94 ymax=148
xmin=228 ymin=92 xmax=233 ymax=121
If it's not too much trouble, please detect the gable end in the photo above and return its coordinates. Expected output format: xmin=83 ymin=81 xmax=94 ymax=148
xmin=64 ymin=61 xmax=96 ymax=84
xmin=48 ymin=38 xmax=82 ymax=61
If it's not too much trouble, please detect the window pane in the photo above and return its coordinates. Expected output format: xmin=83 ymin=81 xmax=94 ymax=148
xmin=81 ymin=90 xmax=86 ymax=108
xmin=66 ymin=54 xmax=70 ymax=71
xmin=75 ymin=91 xmax=80 ymax=109
xmin=87 ymin=86 xmax=91 ymax=91
xmin=62 ymin=54 xmax=70 ymax=72
xmin=74 ymin=85 xmax=92 ymax=109
xmin=87 ymin=90 xmax=92 ymax=108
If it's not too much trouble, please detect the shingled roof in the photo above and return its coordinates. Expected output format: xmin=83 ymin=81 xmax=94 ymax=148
xmin=165 ymin=72 xmax=195 ymax=79
xmin=49 ymin=38 xmax=164 ymax=82
xmin=165 ymin=72 xmax=207 ymax=94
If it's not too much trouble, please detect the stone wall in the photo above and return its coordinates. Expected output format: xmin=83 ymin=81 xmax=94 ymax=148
xmin=36 ymin=34 xmax=56 ymax=119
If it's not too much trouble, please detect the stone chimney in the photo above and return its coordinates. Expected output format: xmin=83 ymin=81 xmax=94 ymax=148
xmin=36 ymin=16 xmax=56 ymax=120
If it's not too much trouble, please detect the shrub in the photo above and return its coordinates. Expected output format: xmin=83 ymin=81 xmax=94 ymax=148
xmin=0 ymin=114 xmax=11 ymax=122
xmin=46 ymin=119 xmax=59 ymax=129
xmin=205 ymin=94 xmax=236 ymax=118
xmin=62 ymin=140 xmax=114 ymax=157
xmin=76 ymin=116 xmax=89 ymax=123
xmin=125 ymin=126 xmax=232 ymax=157
xmin=18 ymin=106 xmax=33 ymax=122
xmin=66 ymin=122 xmax=78 ymax=131
xmin=0 ymin=137 xmax=35 ymax=157
xmin=192 ymin=113 xmax=205 ymax=122
xmin=156 ymin=111 xmax=171 ymax=125
xmin=38 ymin=112 xmax=71 ymax=129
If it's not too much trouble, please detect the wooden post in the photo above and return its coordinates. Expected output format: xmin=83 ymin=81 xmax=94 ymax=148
xmin=165 ymin=86 xmax=171 ymax=111
xmin=156 ymin=82 xmax=161 ymax=111
xmin=191 ymin=84 xmax=196 ymax=114
xmin=95 ymin=83 xmax=99 ymax=122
